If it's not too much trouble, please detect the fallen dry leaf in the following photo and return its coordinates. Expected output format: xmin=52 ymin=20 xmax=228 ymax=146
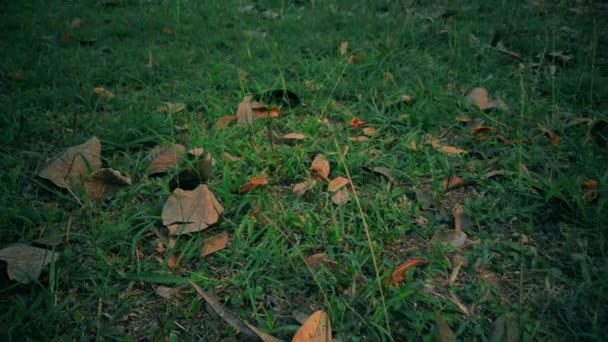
xmin=339 ymin=41 xmax=348 ymax=55
xmin=38 ymin=136 xmax=102 ymax=189
xmin=162 ymin=184 xmax=224 ymax=235
xmin=349 ymin=136 xmax=370 ymax=142
xmin=0 ymin=243 xmax=59 ymax=284
xmin=371 ymin=166 xmax=395 ymax=183
xmin=201 ymin=231 xmax=231 ymax=257
xmin=189 ymin=280 xmax=280 ymax=342
xmin=158 ymin=102 xmax=186 ymax=113
xmin=362 ymin=127 xmax=377 ymax=136
xmin=236 ymin=95 xmax=255 ymax=126
xmin=435 ymin=313 xmax=454 ymax=342
xmin=146 ymin=144 xmax=186 ymax=176
xmin=70 ymin=17 xmax=82 ymax=28
xmin=93 ymin=87 xmax=114 ymax=100
xmin=293 ymin=179 xmax=317 ymax=197
xmin=583 ymin=179 xmax=599 ymax=202
xmin=293 ymin=310 xmax=333 ymax=342
xmin=217 ymin=115 xmax=237 ymax=129
xmin=311 ymin=154 xmax=330 ymax=179
xmin=466 ymin=87 xmax=490 ymax=110
xmin=471 ymin=126 xmax=499 ymax=135
xmin=431 ymin=230 xmax=467 ymax=248
xmin=238 ymin=176 xmax=268 ymax=194
xmin=155 ymin=286 xmax=186 ymax=300
xmin=327 ymin=176 xmax=349 ymax=192
xmin=391 ymin=259 xmax=428 ymax=286
xmin=441 ymin=176 xmax=467 ymax=191
xmin=223 ymin=152 xmax=241 ymax=162
xmin=283 ymin=133 xmax=306 ymax=140
xmin=331 ymin=188 xmax=350 ymax=205
xmin=84 ymin=168 xmax=131 ymax=201
xmin=63 ymin=32 xmax=73 ymax=42
xmin=452 ymin=203 xmax=464 ymax=232
xmin=427 ymin=136 xmax=467 ymax=155
xmin=349 ymin=118 xmax=367 ymax=129
xmin=304 ymin=253 xmax=331 ymax=267
xmin=162 ymin=25 xmax=172 ymax=34
xmin=166 ymin=254 xmax=181 ymax=269
xmin=538 ymin=125 xmax=561 ymax=145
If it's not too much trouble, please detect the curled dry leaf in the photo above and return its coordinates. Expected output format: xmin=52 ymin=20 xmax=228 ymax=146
xmin=391 ymin=259 xmax=428 ymax=286
xmin=441 ymin=176 xmax=467 ymax=191
xmin=84 ymin=168 xmax=131 ymax=201
xmin=189 ymin=280 xmax=280 ymax=342
xmin=217 ymin=115 xmax=237 ymax=129
xmin=452 ymin=203 xmax=464 ymax=232
xmin=311 ymin=154 xmax=330 ymax=179
xmin=0 ymin=243 xmax=59 ymax=284
xmin=327 ymin=176 xmax=350 ymax=192
xmin=331 ymin=187 xmax=350 ymax=205
xmin=162 ymin=184 xmax=224 ymax=235
xmin=146 ymin=144 xmax=186 ymax=176
xmin=93 ymin=87 xmax=114 ymax=100
xmin=293 ymin=310 xmax=333 ymax=342
xmin=38 ymin=136 xmax=102 ymax=189
xmin=283 ymin=133 xmax=306 ymax=140
xmin=349 ymin=118 xmax=367 ymax=129
xmin=201 ymin=231 xmax=231 ymax=257
xmin=238 ymin=176 xmax=268 ymax=194
xmin=431 ymin=230 xmax=467 ymax=248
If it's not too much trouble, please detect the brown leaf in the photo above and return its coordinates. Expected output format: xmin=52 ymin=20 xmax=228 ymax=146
xmin=427 ymin=136 xmax=467 ymax=155
xmin=146 ymin=144 xmax=186 ymax=176
xmin=0 ymin=243 xmax=59 ymax=284
xmin=158 ymin=102 xmax=186 ymax=113
xmin=166 ymin=254 xmax=181 ymax=269
xmin=391 ymin=259 xmax=428 ymax=286
xmin=471 ymin=126 xmax=499 ymax=135
xmin=431 ymin=230 xmax=467 ymax=248
xmin=331 ymin=188 xmax=350 ymax=205
xmin=339 ymin=41 xmax=348 ymax=55
xmin=283 ymin=133 xmax=306 ymax=140
xmin=349 ymin=136 xmax=370 ymax=142
xmin=217 ymin=115 xmax=237 ymax=129
xmin=189 ymin=280 xmax=280 ymax=342
xmin=349 ymin=118 xmax=367 ymax=129
xmin=155 ymin=286 xmax=185 ymax=300
xmin=293 ymin=310 xmax=333 ymax=342
xmin=327 ymin=176 xmax=349 ymax=192
xmin=201 ymin=231 xmax=231 ymax=257
xmin=93 ymin=87 xmax=114 ymax=100
xmin=238 ymin=176 xmax=268 ymax=194
xmin=583 ymin=179 xmax=599 ymax=202
xmin=452 ymin=203 xmax=464 ymax=232
xmin=311 ymin=154 xmax=330 ymax=179
xmin=441 ymin=176 xmax=467 ymax=191
xmin=223 ymin=152 xmax=241 ymax=162
xmin=293 ymin=179 xmax=317 ymax=196
xmin=362 ymin=127 xmax=377 ymax=136
xmin=304 ymin=253 xmax=331 ymax=267
xmin=84 ymin=168 xmax=131 ymax=201
xmin=435 ymin=313 xmax=454 ymax=342
xmin=38 ymin=136 xmax=102 ymax=189
xmin=162 ymin=184 xmax=224 ymax=235
xmin=371 ymin=166 xmax=395 ymax=183
xmin=466 ymin=87 xmax=490 ymax=110
xmin=236 ymin=95 xmax=254 ymax=126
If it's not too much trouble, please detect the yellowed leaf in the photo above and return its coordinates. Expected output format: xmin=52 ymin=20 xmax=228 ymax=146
xmin=162 ymin=184 xmax=224 ymax=235
xmin=0 ymin=243 xmax=59 ymax=284
xmin=327 ymin=176 xmax=349 ymax=192
xmin=201 ymin=231 xmax=231 ymax=257
xmin=38 ymin=136 xmax=102 ymax=189
xmin=146 ymin=144 xmax=186 ymax=176
xmin=293 ymin=310 xmax=332 ymax=342
xmin=311 ymin=154 xmax=330 ymax=179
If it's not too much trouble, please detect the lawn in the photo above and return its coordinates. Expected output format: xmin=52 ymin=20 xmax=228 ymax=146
xmin=1 ymin=0 xmax=607 ymax=340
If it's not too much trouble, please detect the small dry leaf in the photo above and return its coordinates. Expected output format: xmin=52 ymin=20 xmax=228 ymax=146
xmin=304 ymin=253 xmax=331 ymax=267
xmin=293 ymin=179 xmax=317 ymax=196
xmin=471 ymin=126 xmax=499 ymax=135
xmin=371 ymin=166 xmax=395 ymax=182
xmin=311 ymin=154 xmax=330 ymax=179
xmin=236 ymin=96 xmax=254 ymax=126
xmin=362 ymin=127 xmax=377 ymax=136
xmin=427 ymin=136 xmax=467 ymax=155
xmin=583 ymin=179 xmax=599 ymax=202
xmin=0 ymin=243 xmax=59 ymax=284
xmin=162 ymin=184 xmax=224 ymax=235
xmin=349 ymin=136 xmax=370 ymax=142
xmin=70 ymin=17 xmax=82 ymax=28
xmin=155 ymin=286 xmax=185 ymax=300
xmin=93 ymin=87 xmax=114 ymax=100
xmin=7 ymin=71 xmax=24 ymax=80
xmin=223 ymin=152 xmax=241 ymax=162
xmin=146 ymin=144 xmax=186 ymax=176
xmin=327 ymin=176 xmax=350 ymax=192
xmin=84 ymin=168 xmax=131 ymax=200
xmin=217 ymin=115 xmax=237 ymax=129
xmin=349 ymin=118 xmax=367 ymax=129
xmin=158 ymin=102 xmax=186 ymax=113
xmin=166 ymin=254 xmax=181 ymax=269
xmin=456 ymin=114 xmax=473 ymax=123
xmin=466 ymin=87 xmax=490 ymax=110
xmin=331 ymin=188 xmax=350 ymax=205
xmin=397 ymin=95 xmax=415 ymax=105
xmin=283 ymin=133 xmax=306 ymax=140
xmin=452 ymin=203 xmax=464 ymax=232
xmin=431 ymin=230 xmax=467 ymax=248
xmin=415 ymin=216 xmax=429 ymax=226
xmin=63 ymin=32 xmax=73 ymax=42
xmin=441 ymin=176 xmax=467 ymax=191
xmin=408 ymin=140 xmax=419 ymax=150
xmin=201 ymin=231 xmax=231 ymax=257
xmin=391 ymin=259 xmax=428 ymax=286
xmin=339 ymin=41 xmax=348 ymax=55
xmin=293 ymin=310 xmax=333 ymax=342
xmin=38 ymin=136 xmax=102 ymax=189
xmin=538 ymin=125 xmax=561 ymax=145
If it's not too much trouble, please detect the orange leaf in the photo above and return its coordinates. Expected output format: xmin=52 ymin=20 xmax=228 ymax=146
xmin=250 ymin=176 xmax=268 ymax=186
xmin=293 ymin=310 xmax=332 ymax=342
xmin=201 ymin=231 xmax=231 ymax=257
xmin=466 ymin=87 xmax=490 ymax=110
xmin=166 ymin=254 xmax=181 ymax=269
xmin=311 ymin=154 xmax=330 ymax=179
xmin=217 ymin=115 xmax=237 ymax=129
xmin=584 ymin=179 xmax=598 ymax=189
xmin=349 ymin=118 xmax=367 ymax=129
xmin=327 ymin=176 xmax=349 ymax=192
xmin=391 ymin=259 xmax=428 ymax=286
xmin=269 ymin=107 xmax=281 ymax=118
xmin=283 ymin=133 xmax=306 ymax=140
xmin=471 ymin=126 xmax=498 ymax=135
xmin=441 ymin=176 xmax=467 ymax=191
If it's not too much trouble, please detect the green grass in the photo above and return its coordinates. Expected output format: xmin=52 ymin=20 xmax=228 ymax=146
xmin=1 ymin=0 xmax=607 ymax=340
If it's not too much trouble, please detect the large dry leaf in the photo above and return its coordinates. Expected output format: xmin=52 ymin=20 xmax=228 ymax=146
xmin=293 ymin=310 xmax=333 ymax=342
xmin=441 ymin=176 xmax=467 ymax=191
xmin=201 ymin=231 xmax=231 ymax=257
xmin=38 ymin=136 xmax=102 ymax=189
xmin=162 ymin=184 xmax=224 ymax=235
xmin=0 ymin=243 xmax=59 ymax=284
xmin=146 ymin=144 xmax=186 ymax=176
xmin=236 ymin=95 xmax=254 ymax=126
xmin=189 ymin=280 xmax=279 ymax=342
xmin=311 ymin=154 xmax=330 ymax=179
xmin=84 ymin=168 xmax=131 ymax=200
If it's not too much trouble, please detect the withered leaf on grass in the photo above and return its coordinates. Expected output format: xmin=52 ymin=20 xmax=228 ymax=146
xmin=339 ymin=41 xmax=348 ymax=55
xmin=189 ymin=280 xmax=280 ymax=342
xmin=427 ymin=136 xmax=467 ymax=155
xmin=217 ymin=115 xmax=237 ymax=129
xmin=158 ymin=102 xmax=186 ymax=113
xmin=441 ymin=176 xmax=467 ymax=191
xmin=146 ymin=144 xmax=186 ymax=176
xmin=0 ymin=243 xmax=59 ymax=284
xmin=390 ymin=259 xmax=428 ymax=286
xmin=304 ymin=253 xmax=332 ymax=267
xmin=465 ymin=87 xmax=508 ymax=111
xmin=538 ymin=125 xmax=561 ymax=145
xmin=311 ymin=154 xmax=330 ymax=179
xmin=435 ymin=313 xmax=454 ymax=342
xmin=283 ymin=132 xmax=306 ymax=140
xmin=293 ymin=310 xmax=333 ymax=342
xmin=583 ymin=179 xmax=599 ymax=202
xmin=349 ymin=118 xmax=367 ymax=129
xmin=155 ymin=286 xmax=186 ymax=300
xmin=84 ymin=168 xmax=131 ymax=200
xmin=93 ymin=87 xmax=114 ymax=100
xmin=162 ymin=184 xmax=224 ymax=235
xmin=293 ymin=179 xmax=317 ymax=197
xmin=371 ymin=166 xmax=396 ymax=183
xmin=38 ymin=136 xmax=102 ymax=189
xmin=431 ymin=230 xmax=467 ymax=248
xmin=331 ymin=188 xmax=350 ymax=205
xmin=201 ymin=231 xmax=231 ymax=257
xmin=327 ymin=176 xmax=349 ymax=192
xmin=237 ymin=176 xmax=268 ymax=194
xmin=236 ymin=95 xmax=255 ymax=126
